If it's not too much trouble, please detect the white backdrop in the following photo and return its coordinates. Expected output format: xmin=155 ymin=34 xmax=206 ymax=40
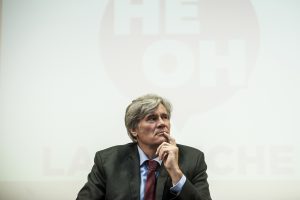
xmin=0 ymin=0 xmax=300 ymax=199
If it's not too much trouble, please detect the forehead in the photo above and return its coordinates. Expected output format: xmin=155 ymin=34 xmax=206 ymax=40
xmin=147 ymin=104 xmax=168 ymax=115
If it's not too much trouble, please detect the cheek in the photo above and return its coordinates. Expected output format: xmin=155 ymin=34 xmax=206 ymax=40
xmin=144 ymin=125 xmax=157 ymax=135
xmin=166 ymin=121 xmax=170 ymax=127
xmin=138 ymin=124 xmax=155 ymax=134
xmin=145 ymin=124 xmax=156 ymax=132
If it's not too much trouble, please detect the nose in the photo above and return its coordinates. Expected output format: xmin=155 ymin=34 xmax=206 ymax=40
xmin=157 ymin=116 xmax=166 ymax=128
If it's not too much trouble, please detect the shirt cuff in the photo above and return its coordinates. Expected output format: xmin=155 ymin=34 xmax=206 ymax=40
xmin=170 ymin=175 xmax=186 ymax=194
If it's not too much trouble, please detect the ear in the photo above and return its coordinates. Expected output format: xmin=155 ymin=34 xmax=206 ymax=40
xmin=130 ymin=129 xmax=138 ymax=137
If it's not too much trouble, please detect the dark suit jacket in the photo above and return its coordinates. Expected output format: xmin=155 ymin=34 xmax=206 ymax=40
xmin=76 ymin=143 xmax=211 ymax=200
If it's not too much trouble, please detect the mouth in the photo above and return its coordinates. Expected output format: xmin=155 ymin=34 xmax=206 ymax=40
xmin=155 ymin=131 xmax=168 ymax=136
xmin=155 ymin=131 xmax=170 ymax=143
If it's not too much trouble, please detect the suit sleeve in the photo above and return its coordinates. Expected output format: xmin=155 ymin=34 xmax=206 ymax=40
xmin=76 ymin=152 xmax=106 ymax=200
xmin=176 ymin=152 xmax=212 ymax=200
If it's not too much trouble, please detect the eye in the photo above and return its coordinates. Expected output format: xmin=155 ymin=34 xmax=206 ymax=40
xmin=146 ymin=115 xmax=157 ymax=122
xmin=161 ymin=114 xmax=169 ymax=119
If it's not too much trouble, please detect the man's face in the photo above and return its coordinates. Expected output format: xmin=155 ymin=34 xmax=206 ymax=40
xmin=132 ymin=104 xmax=171 ymax=148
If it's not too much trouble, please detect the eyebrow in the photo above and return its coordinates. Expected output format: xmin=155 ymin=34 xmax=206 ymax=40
xmin=146 ymin=114 xmax=156 ymax=118
xmin=146 ymin=112 xmax=169 ymax=118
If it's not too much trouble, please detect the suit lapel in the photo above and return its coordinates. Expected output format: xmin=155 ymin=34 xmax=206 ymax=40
xmin=156 ymin=163 xmax=168 ymax=200
xmin=126 ymin=144 xmax=140 ymax=200
xmin=125 ymin=144 xmax=171 ymax=200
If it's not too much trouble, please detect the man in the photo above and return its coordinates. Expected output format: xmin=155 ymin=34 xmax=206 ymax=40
xmin=76 ymin=94 xmax=212 ymax=200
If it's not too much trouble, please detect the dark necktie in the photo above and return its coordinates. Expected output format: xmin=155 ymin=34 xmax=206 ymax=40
xmin=144 ymin=160 xmax=158 ymax=200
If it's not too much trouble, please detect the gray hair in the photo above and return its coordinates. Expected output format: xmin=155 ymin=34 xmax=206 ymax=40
xmin=125 ymin=94 xmax=172 ymax=142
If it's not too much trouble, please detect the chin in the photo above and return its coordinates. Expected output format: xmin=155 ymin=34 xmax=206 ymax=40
xmin=157 ymin=136 xmax=167 ymax=144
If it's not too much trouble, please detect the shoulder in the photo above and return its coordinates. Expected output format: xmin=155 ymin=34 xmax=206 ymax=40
xmin=177 ymin=144 xmax=204 ymax=156
xmin=94 ymin=142 xmax=137 ymax=161
xmin=177 ymin=144 xmax=206 ymax=164
xmin=177 ymin=144 xmax=208 ymax=174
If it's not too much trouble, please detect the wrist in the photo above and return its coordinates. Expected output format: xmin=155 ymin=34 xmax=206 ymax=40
xmin=168 ymin=167 xmax=183 ymax=185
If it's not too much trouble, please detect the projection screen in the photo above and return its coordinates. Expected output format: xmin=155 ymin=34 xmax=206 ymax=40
xmin=0 ymin=0 xmax=299 ymax=199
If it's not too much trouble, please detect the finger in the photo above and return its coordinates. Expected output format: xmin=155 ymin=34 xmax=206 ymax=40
xmin=158 ymin=147 xmax=164 ymax=160
xmin=162 ymin=132 xmax=171 ymax=143
xmin=163 ymin=132 xmax=176 ymax=145
xmin=159 ymin=148 xmax=169 ymax=160
xmin=156 ymin=142 xmax=168 ymax=155
xmin=161 ymin=151 xmax=168 ymax=161
xmin=157 ymin=144 xmax=169 ymax=160
xmin=156 ymin=143 xmax=163 ymax=155
xmin=169 ymin=136 xmax=176 ymax=146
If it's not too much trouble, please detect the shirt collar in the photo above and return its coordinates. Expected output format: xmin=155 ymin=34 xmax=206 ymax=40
xmin=137 ymin=145 xmax=162 ymax=166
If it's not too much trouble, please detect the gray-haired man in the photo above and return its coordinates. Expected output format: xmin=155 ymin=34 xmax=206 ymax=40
xmin=77 ymin=94 xmax=212 ymax=200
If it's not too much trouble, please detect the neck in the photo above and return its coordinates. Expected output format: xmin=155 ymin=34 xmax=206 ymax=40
xmin=137 ymin=143 xmax=158 ymax=159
